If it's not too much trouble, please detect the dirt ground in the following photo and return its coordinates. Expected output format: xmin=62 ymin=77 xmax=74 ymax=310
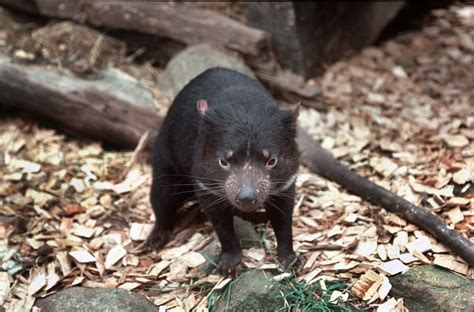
xmin=0 ymin=3 xmax=473 ymax=312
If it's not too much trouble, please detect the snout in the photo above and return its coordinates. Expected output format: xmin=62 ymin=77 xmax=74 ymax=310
xmin=235 ymin=186 xmax=257 ymax=211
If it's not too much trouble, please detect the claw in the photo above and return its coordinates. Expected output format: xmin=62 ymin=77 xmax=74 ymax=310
xmin=146 ymin=227 xmax=170 ymax=251
xmin=216 ymin=252 xmax=242 ymax=276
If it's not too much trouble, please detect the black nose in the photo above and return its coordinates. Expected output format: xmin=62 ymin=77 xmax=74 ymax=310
xmin=235 ymin=186 xmax=257 ymax=206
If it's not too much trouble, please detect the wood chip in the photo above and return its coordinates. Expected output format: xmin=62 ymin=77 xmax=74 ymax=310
xmin=56 ymin=251 xmax=72 ymax=276
xmin=244 ymin=248 xmax=265 ymax=262
xmin=412 ymin=250 xmax=431 ymax=264
xmin=433 ymin=255 xmax=469 ymax=275
xmin=442 ymin=134 xmax=469 ymax=148
xmin=160 ymin=245 xmax=190 ymax=260
xmin=447 ymin=197 xmax=471 ymax=207
xmin=129 ymin=223 xmax=153 ymax=241
xmin=377 ymin=244 xmax=387 ymax=261
xmin=354 ymin=241 xmax=378 ymax=257
xmin=105 ymin=245 xmax=127 ymax=269
xmin=0 ymin=272 xmax=10 ymax=305
xmin=377 ymin=298 xmax=398 ymax=312
xmin=147 ymin=260 xmax=171 ymax=277
xmin=301 ymin=268 xmax=322 ymax=284
xmin=399 ymin=253 xmax=418 ymax=264
xmin=386 ymin=244 xmax=400 ymax=260
xmin=405 ymin=236 xmax=432 ymax=254
xmin=352 ymin=270 xmax=384 ymax=301
xmin=11 ymin=159 xmax=41 ymax=173
xmin=446 ymin=207 xmax=464 ymax=223
xmin=377 ymin=260 xmax=409 ymax=275
xmin=45 ymin=273 xmax=60 ymax=291
xmin=452 ymin=169 xmax=472 ymax=184
xmin=72 ymin=224 xmax=95 ymax=238
xmin=69 ymin=249 xmax=96 ymax=263
xmin=392 ymin=231 xmax=408 ymax=252
xmin=118 ymin=282 xmax=141 ymax=291
xmin=378 ymin=276 xmax=392 ymax=301
xmin=180 ymin=252 xmax=206 ymax=268
xmin=329 ymin=290 xmax=348 ymax=304
xmin=273 ymin=272 xmax=292 ymax=281
xmin=28 ymin=273 xmax=47 ymax=295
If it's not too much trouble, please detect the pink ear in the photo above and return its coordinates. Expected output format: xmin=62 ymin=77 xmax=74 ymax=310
xmin=197 ymin=99 xmax=208 ymax=116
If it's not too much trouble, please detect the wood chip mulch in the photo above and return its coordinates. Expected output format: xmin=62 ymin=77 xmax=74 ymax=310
xmin=0 ymin=4 xmax=472 ymax=312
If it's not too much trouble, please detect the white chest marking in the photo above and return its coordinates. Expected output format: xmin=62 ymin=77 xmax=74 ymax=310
xmin=279 ymin=174 xmax=297 ymax=192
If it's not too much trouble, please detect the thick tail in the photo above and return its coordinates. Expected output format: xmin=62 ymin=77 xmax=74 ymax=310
xmin=296 ymin=128 xmax=474 ymax=266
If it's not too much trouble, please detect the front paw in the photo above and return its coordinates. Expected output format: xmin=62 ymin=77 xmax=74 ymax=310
xmin=279 ymin=252 xmax=299 ymax=270
xmin=216 ymin=252 xmax=242 ymax=276
xmin=146 ymin=227 xmax=170 ymax=251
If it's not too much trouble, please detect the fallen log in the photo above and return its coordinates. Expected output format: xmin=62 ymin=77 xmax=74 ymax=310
xmin=0 ymin=1 xmax=322 ymax=104
xmin=0 ymin=56 xmax=161 ymax=148
xmin=0 ymin=0 xmax=267 ymax=57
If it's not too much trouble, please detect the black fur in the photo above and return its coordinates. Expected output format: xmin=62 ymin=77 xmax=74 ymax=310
xmin=149 ymin=68 xmax=299 ymax=275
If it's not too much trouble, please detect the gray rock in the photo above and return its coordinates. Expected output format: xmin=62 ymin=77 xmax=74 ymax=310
xmin=159 ymin=44 xmax=254 ymax=100
xmin=212 ymin=269 xmax=284 ymax=311
xmin=35 ymin=287 xmax=158 ymax=312
xmin=389 ymin=265 xmax=474 ymax=312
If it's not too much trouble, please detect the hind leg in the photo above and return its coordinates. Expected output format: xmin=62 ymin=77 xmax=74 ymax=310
xmin=148 ymin=167 xmax=193 ymax=251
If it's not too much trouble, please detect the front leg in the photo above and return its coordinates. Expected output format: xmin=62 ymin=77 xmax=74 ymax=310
xmin=266 ymin=184 xmax=297 ymax=268
xmin=199 ymin=194 xmax=241 ymax=276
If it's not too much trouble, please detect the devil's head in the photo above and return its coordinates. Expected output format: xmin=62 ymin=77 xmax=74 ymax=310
xmin=193 ymin=96 xmax=300 ymax=212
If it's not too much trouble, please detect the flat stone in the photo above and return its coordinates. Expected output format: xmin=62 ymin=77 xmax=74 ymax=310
xmin=389 ymin=265 xmax=474 ymax=312
xmin=213 ymin=269 xmax=283 ymax=311
xmin=35 ymin=287 xmax=158 ymax=312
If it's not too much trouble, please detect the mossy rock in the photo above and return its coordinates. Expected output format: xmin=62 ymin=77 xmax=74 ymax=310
xmin=212 ymin=269 xmax=284 ymax=311
xmin=35 ymin=287 xmax=158 ymax=312
xmin=390 ymin=265 xmax=474 ymax=312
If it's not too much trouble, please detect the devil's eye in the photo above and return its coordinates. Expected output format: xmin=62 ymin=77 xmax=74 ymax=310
xmin=266 ymin=156 xmax=278 ymax=169
xmin=219 ymin=158 xmax=230 ymax=169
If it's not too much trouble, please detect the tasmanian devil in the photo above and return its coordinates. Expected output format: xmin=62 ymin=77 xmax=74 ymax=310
xmin=149 ymin=67 xmax=300 ymax=275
